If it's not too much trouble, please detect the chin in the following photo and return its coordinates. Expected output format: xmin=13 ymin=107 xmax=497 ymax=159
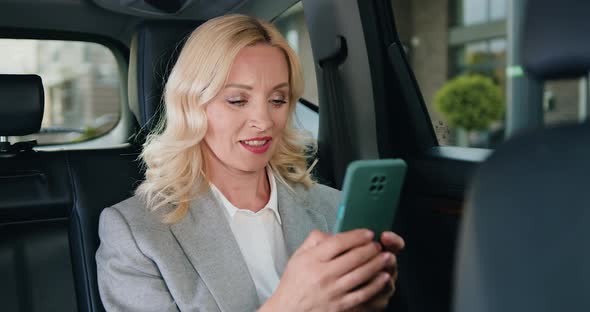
xmin=235 ymin=148 xmax=276 ymax=172
xmin=234 ymin=158 xmax=271 ymax=173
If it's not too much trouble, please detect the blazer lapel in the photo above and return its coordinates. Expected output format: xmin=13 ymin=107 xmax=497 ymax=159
xmin=277 ymin=182 xmax=331 ymax=256
xmin=170 ymin=190 xmax=259 ymax=311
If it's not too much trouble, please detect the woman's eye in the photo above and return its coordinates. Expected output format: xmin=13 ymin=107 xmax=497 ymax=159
xmin=226 ymin=98 xmax=246 ymax=106
xmin=270 ymin=97 xmax=287 ymax=105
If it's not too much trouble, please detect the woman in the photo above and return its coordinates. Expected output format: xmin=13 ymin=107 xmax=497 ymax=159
xmin=96 ymin=14 xmax=404 ymax=311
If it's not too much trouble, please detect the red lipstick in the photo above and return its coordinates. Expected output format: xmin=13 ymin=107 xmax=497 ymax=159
xmin=239 ymin=137 xmax=272 ymax=154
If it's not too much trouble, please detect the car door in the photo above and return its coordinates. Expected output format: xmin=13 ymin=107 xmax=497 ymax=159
xmin=302 ymin=1 xmax=486 ymax=311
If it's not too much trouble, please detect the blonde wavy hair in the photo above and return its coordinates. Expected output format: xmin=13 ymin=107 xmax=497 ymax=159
xmin=136 ymin=14 xmax=316 ymax=223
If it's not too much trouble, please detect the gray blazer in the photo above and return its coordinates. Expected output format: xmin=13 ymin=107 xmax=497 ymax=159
xmin=96 ymin=182 xmax=340 ymax=312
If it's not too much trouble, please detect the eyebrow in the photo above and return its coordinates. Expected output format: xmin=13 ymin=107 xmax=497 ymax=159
xmin=224 ymin=82 xmax=289 ymax=90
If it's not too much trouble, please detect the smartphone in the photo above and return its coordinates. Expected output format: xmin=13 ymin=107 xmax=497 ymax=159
xmin=333 ymin=159 xmax=407 ymax=236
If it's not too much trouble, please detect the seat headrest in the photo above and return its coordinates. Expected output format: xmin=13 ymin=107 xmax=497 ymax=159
xmin=0 ymin=74 xmax=44 ymax=136
xmin=455 ymin=122 xmax=590 ymax=312
xmin=522 ymin=0 xmax=590 ymax=80
xmin=128 ymin=21 xmax=201 ymax=133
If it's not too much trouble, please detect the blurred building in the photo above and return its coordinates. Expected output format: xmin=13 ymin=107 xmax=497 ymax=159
xmin=37 ymin=41 xmax=120 ymax=133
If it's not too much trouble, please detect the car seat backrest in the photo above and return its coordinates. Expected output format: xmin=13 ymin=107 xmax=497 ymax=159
xmin=128 ymin=21 xmax=201 ymax=134
xmin=454 ymin=1 xmax=590 ymax=311
xmin=0 ymin=74 xmax=79 ymax=312
xmin=67 ymin=146 xmax=143 ymax=312
xmin=454 ymin=123 xmax=590 ymax=312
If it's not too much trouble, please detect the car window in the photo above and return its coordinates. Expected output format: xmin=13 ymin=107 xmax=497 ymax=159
xmin=0 ymin=39 xmax=122 ymax=145
xmin=274 ymin=2 xmax=319 ymax=139
xmin=274 ymin=2 xmax=318 ymax=106
xmin=393 ymin=0 xmax=585 ymax=148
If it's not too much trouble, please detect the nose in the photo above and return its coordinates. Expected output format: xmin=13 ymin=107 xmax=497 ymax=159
xmin=249 ymin=100 xmax=274 ymax=131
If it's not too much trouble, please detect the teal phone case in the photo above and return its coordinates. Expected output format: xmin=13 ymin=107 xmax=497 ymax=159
xmin=333 ymin=159 xmax=407 ymax=235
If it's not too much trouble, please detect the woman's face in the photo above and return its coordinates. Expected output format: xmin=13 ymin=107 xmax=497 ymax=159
xmin=203 ymin=44 xmax=291 ymax=174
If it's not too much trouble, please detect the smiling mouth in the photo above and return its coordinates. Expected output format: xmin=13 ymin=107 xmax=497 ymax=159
xmin=240 ymin=139 xmax=270 ymax=146
xmin=239 ymin=137 xmax=272 ymax=154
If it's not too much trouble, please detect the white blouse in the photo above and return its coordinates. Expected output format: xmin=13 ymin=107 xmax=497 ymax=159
xmin=209 ymin=167 xmax=289 ymax=304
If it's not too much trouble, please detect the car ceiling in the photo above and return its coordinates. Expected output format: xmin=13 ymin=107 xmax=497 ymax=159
xmin=0 ymin=0 xmax=298 ymax=46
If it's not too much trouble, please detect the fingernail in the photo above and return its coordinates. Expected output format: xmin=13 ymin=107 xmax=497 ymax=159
xmin=372 ymin=241 xmax=381 ymax=251
xmin=365 ymin=230 xmax=374 ymax=239
xmin=381 ymin=273 xmax=391 ymax=282
xmin=382 ymin=252 xmax=391 ymax=261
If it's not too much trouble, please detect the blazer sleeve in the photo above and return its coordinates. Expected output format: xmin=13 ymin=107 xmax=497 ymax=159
xmin=96 ymin=207 xmax=179 ymax=312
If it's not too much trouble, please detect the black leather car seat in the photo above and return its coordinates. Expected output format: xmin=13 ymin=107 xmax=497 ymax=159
xmin=454 ymin=0 xmax=590 ymax=311
xmin=0 ymin=74 xmax=79 ymax=312
xmin=128 ymin=21 xmax=201 ymax=137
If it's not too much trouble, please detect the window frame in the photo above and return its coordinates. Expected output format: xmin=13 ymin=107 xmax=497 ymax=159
xmin=0 ymin=30 xmax=133 ymax=149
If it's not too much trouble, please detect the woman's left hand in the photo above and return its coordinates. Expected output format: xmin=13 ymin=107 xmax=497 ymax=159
xmin=348 ymin=231 xmax=405 ymax=312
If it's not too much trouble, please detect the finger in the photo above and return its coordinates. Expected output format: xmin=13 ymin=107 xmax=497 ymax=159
xmin=379 ymin=277 xmax=395 ymax=299
xmin=314 ymin=229 xmax=374 ymax=261
xmin=327 ymin=241 xmax=382 ymax=277
xmin=383 ymin=253 xmax=397 ymax=276
xmin=336 ymin=251 xmax=391 ymax=292
xmin=335 ymin=272 xmax=391 ymax=311
xmin=380 ymin=231 xmax=405 ymax=254
xmin=296 ymin=230 xmax=330 ymax=255
xmin=366 ymin=280 xmax=395 ymax=310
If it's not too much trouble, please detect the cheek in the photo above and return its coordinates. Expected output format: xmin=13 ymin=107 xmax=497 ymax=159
xmin=203 ymin=105 xmax=215 ymax=139
xmin=273 ymin=106 xmax=291 ymax=131
xmin=204 ymin=104 xmax=230 ymax=144
xmin=204 ymin=103 xmax=248 ymax=148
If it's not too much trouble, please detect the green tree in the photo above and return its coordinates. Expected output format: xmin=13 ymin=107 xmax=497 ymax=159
xmin=434 ymin=74 xmax=504 ymax=132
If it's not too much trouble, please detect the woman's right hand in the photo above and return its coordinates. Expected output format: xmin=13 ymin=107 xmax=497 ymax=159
xmin=260 ymin=229 xmax=392 ymax=312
